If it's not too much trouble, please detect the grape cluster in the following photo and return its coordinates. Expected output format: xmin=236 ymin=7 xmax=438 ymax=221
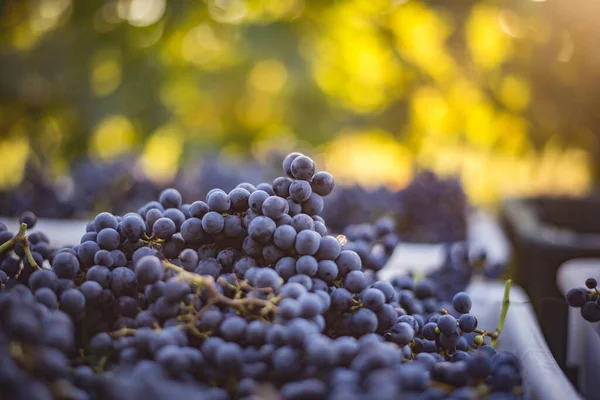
xmin=0 ymin=153 xmax=523 ymax=400
xmin=565 ymin=278 xmax=600 ymax=322
xmin=395 ymin=170 xmax=468 ymax=243
xmin=339 ymin=217 xmax=399 ymax=273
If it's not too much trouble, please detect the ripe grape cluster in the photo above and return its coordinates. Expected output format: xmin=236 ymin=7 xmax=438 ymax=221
xmin=0 ymin=153 xmax=523 ymax=400
xmin=339 ymin=217 xmax=399 ymax=273
xmin=565 ymin=278 xmax=600 ymax=322
xmin=395 ymin=169 xmax=468 ymax=243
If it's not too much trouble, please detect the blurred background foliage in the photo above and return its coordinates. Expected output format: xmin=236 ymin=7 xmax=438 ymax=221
xmin=0 ymin=0 xmax=598 ymax=205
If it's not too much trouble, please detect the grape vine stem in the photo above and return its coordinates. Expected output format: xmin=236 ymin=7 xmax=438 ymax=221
xmin=491 ymin=279 xmax=511 ymax=347
xmin=0 ymin=223 xmax=40 ymax=270
xmin=162 ymin=260 xmax=278 ymax=314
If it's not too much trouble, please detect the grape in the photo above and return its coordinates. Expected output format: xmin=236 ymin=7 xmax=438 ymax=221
xmin=248 ymin=190 xmax=270 ymax=214
xmin=97 ymin=228 xmax=121 ymax=250
xmin=111 ymin=267 xmax=137 ymax=297
xmin=273 ymin=225 xmax=296 ymax=251
xmin=287 ymin=199 xmax=302 ymax=216
xmin=120 ymin=215 xmax=145 ymax=240
xmin=207 ymin=190 xmax=231 ymax=213
xmin=35 ymin=287 xmax=58 ymax=309
xmin=292 ymin=213 xmax=315 ymax=232
xmin=135 ymin=256 xmax=164 ymax=285
xmin=52 ymin=252 xmax=80 ymax=279
xmin=195 ymin=258 xmax=222 ymax=279
xmin=386 ymin=321 xmax=414 ymax=346
xmin=188 ymin=201 xmax=210 ymax=219
xmin=283 ymin=152 xmax=303 ymax=177
xmin=256 ymin=183 xmax=275 ymax=196
xmin=262 ymin=244 xmax=285 ymax=265
xmin=335 ymin=250 xmax=361 ymax=275
xmin=452 ymin=292 xmax=472 ymax=314
xmin=201 ymin=212 xmax=225 ymax=235
xmin=458 ymin=314 xmax=477 ymax=333
xmin=223 ymin=215 xmax=244 ymax=238
xmin=586 ymin=278 xmax=598 ymax=289
xmin=316 ymin=260 xmax=338 ymax=284
xmin=80 ymin=281 xmax=103 ymax=303
xmin=344 ymin=270 xmax=367 ymax=293
xmin=437 ymin=315 xmax=457 ymax=335
xmin=159 ymin=188 xmax=183 ymax=209
xmin=581 ymin=302 xmax=600 ymax=322
xmin=181 ymin=218 xmax=206 ymax=244
xmin=229 ymin=188 xmax=251 ymax=212
xmin=153 ymin=218 xmax=176 ymax=240
xmin=295 ymin=255 xmax=318 ymax=277
xmin=565 ymin=287 xmax=587 ymax=307
xmin=163 ymin=208 xmax=186 ymax=231
xmin=87 ymin=265 xmax=112 ymax=288
xmin=361 ymin=288 xmax=385 ymax=311
xmin=93 ymin=212 xmax=118 ymax=232
xmin=302 ymin=193 xmax=324 ymax=216
xmin=78 ymin=240 xmax=100 ymax=267
xmin=275 ymin=257 xmax=296 ymax=281
xmin=314 ymin=221 xmax=328 ymax=236
xmin=311 ymin=171 xmax=335 ymax=196
xmin=295 ymin=230 xmax=320 ymax=255
xmin=59 ymin=288 xmax=86 ymax=315
xmin=19 ymin=211 xmax=38 ymax=229
xmin=180 ymin=249 xmax=199 ymax=272
xmin=94 ymin=249 xmax=114 ymax=268
xmin=289 ymin=180 xmax=312 ymax=203
xmin=262 ymin=196 xmax=289 ymax=220
xmin=248 ymin=216 xmax=276 ymax=243
xmin=272 ymin=177 xmax=293 ymax=198
xmin=290 ymin=155 xmax=315 ymax=181
xmin=315 ymin=235 xmax=341 ymax=260
xmin=28 ymin=270 xmax=58 ymax=292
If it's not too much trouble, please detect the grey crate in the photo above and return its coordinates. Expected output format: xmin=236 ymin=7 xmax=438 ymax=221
xmin=557 ymin=259 xmax=600 ymax=400
xmin=468 ymin=281 xmax=581 ymax=400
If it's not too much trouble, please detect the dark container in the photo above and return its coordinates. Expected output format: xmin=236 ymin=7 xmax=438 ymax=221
xmin=500 ymin=196 xmax=600 ymax=382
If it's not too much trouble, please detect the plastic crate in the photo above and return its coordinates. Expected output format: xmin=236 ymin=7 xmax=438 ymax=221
xmin=501 ymin=197 xmax=600 ymax=375
xmin=557 ymin=259 xmax=600 ymax=400
xmin=468 ymin=280 xmax=581 ymax=400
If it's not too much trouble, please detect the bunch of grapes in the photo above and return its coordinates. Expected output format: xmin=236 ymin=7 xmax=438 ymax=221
xmin=338 ymin=217 xmax=399 ymax=273
xmin=0 ymin=153 xmax=523 ymax=400
xmin=425 ymin=244 xmax=505 ymax=302
xmin=565 ymin=278 xmax=600 ymax=322
xmin=395 ymin=169 xmax=468 ymax=243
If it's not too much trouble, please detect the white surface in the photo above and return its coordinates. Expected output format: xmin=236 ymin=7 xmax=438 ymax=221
xmin=557 ymin=259 xmax=600 ymax=400
xmin=380 ymin=209 xmax=510 ymax=281
xmin=0 ymin=218 xmax=88 ymax=248
xmin=468 ymin=281 xmax=581 ymax=400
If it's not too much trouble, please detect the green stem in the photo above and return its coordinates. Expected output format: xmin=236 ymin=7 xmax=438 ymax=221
xmin=491 ymin=279 xmax=511 ymax=347
xmin=0 ymin=223 xmax=39 ymax=269
xmin=23 ymin=240 xmax=40 ymax=270
xmin=0 ymin=236 xmax=15 ymax=254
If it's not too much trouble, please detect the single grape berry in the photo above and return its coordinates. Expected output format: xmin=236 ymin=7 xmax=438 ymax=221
xmin=290 ymin=155 xmax=316 ymax=181
xmin=311 ymin=171 xmax=335 ymax=196
xmin=19 ymin=211 xmax=38 ymax=229
xmin=566 ymin=287 xmax=588 ymax=308
xmin=452 ymin=292 xmax=472 ymax=314
xmin=283 ymin=152 xmax=303 ymax=178
xmin=586 ymin=278 xmax=597 ymax=290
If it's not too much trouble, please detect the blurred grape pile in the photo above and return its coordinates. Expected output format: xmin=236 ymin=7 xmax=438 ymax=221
xmin=0 ymin=0 xmax=597 ymax=205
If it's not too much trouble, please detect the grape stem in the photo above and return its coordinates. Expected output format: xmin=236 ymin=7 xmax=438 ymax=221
xmin=0 ymin=223 xmax=40 ymax=270
xmin=491 ymin=279 xmax=511 ymax=347
xmin=162 ymin=260 xmax=278 ymax=314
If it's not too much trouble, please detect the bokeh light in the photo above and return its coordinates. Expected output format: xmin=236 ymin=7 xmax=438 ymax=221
xmin=0 ymin=0 xmax=598 ymax=206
